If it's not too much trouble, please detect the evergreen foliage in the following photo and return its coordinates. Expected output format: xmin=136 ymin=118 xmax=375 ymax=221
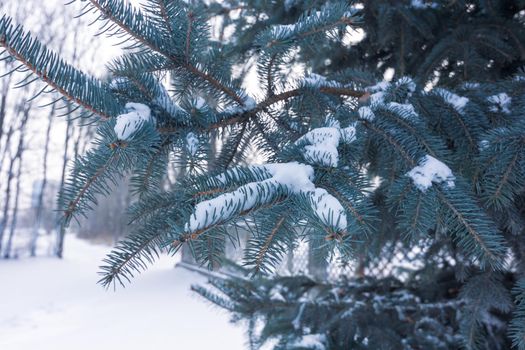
xmin=0 ymin=0 xmax=524 ymax=349
xmin=192 ymin=264 xmax=513 ymax=349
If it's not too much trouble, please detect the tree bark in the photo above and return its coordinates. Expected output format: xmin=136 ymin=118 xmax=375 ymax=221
xmin=0 ymin=104 xmax=29 ymax=256
xmin=29 ymin=103 xmax=56 ymax=256
xmin=4 ymin=156 xmax=22 ymax=258
xmin=0 ymin=149 xmax=15 ymax=253
xmin=55 ymin=106 xmax=73 ymax=258
xmin=0 ymin=74 xmax=12 ymax=147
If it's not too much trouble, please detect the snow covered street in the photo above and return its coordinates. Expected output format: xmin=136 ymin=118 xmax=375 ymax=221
xmin=0 ymin=236 xmax=245 ymax=350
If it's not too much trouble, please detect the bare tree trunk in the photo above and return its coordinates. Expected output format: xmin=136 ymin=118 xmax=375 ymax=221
xmin=0 ymin=150 xmax=15 ymax=253
xmin=0 ymin=122 xmax=15 ymax=249
xmin=0 ymin=105 xmax=29 ymax=256
xmin=29 ymin=103 xmax=56 ymax=256
xmin=4 ymin=157 xmax=22 ymax=258
xmin=0 ymin=123 xmax=14 ymax=177
xmin=0 ymin=75 xmax=12 ymax=146
xmin=55 ymin=107 xmax=73 ymax=258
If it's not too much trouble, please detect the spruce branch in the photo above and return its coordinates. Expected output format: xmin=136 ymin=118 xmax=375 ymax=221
xmin=478 ymin=126 xmax=525 ymax=210
xmin=0 ymin=16 xmax=121 ymax=120
xmin=266 ymin=53 xmax=277 ymax=98
xmin=60 ymin=121 xmax=160 ymax=226
xmin=376 ymin=106 xmax=439 ymax=158
xmin=436 ymin=188 xmax=506 ymax=270
xmin=185 ymin=10 xmax=193 ymax=64
xmin=130 ymin=136 xmax=171 ymax=196
xmin=251 ymin=212 xmax=289 ymax=274
xmin=87 ymin=0 xmax=168 ymax=52
xmin=510 ymin=279 xmax=525 ymax=350
xmin=214 ymin=122 xmax=247 ymax=171
xmin=460 ymin=273 xmax=512 ymax=349
xmin=448 ymin=107 xmax=476 ymax=151
xmin=323 ymin=184 xmax=367 ymax=229
xmin=88 ymin=0 xmax=245 ymax=105
xmin=157 ymin=0 xmax=175 ymax=38
xmin=99 ymin=222 xmax=171 ymax=288
xmin=157 ymin=86 xmax=365 ymax=134
xmin=361 ymin=120 xmax=416 ymax=167
xmin=127 ymin=191 xmax=184 ymax=225
xmin=492 ymin=146 xmax=521 ymax=202
xmin=173 ymin=197 xmax=289 ymax=247
xmin=63 ymin=149 xmax=120 ymax=224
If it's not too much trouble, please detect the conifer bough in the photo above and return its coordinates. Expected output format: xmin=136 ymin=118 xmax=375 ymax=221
xmin=1 ymin=0 xmax=525 ymax=349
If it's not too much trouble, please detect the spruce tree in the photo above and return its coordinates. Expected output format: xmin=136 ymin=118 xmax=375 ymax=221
xmin=0 ymin=1 xmax=524 ymax=349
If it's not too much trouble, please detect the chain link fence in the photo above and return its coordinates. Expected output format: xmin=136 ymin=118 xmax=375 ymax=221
xmin=220 ymin=229 xmax=451 ymax=281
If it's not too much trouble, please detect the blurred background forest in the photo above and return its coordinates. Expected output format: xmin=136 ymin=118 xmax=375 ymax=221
xmin=0 ymin=5 xmax=246 ymax=349
xmin=0 ymin=0 xmax=150 ymax=258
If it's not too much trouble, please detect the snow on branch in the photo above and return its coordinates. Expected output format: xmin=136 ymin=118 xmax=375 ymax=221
xmin=186 ymin=162 xmax=348 ymax=234
xmin=267 ymin=4 xmax=356 ymax=43
xmin=410 ymin=0 xmax=439 ymax=9
xmin=358 ymin=106 xmax=375 ymax=121
xmin=357 ymin=77 xmax=421 ymax=124
xmin=290 ymin=334 xmax=327 ymax=350
xmin=306 ymin=188 xmax=347 ymax=230
xmin=487 ymin=92 xmax=511 ymax=114
xmin=153 ymin=80 xmax=187 ymax=121
xmin=295 ymin=122 xmax=356 ymax=167
xmin=186 ymin=132 xmax=199 ymax=156
xmin=111 ymin=73 xmax=189 ymax=124
xmin=434 ymin=88 xmax=469 ymax=112
xmin=387 ymin=102 xmax=419 ymax=120
xmin=114 ymin=103 xmax=153 ymax=140
xmin=407 ymin=155 xmax=455 ymax=192
xmin=223 ymin=94 xmax=257 ymax=115
xmin=303 ymin=73 xmax=345 ymax=89
xmin=366 ymin=81 xmax=390 ymax=105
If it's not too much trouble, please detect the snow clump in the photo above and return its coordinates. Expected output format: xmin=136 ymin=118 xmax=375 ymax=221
xmin=407 ymin=155 xmax=455 ymax=192
xmin=114 ymin=103 xmax=152 ymax=140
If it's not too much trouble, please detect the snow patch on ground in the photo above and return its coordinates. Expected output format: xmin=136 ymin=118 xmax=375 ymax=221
xmin=0 ymin=235 xmax=244 ymax=350
xmin=407 ymin=155 xmax=455 ymax=191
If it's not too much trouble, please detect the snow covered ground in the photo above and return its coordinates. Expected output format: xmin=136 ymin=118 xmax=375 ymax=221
xmin=0 ymin=235 xmax=246 ymax=350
